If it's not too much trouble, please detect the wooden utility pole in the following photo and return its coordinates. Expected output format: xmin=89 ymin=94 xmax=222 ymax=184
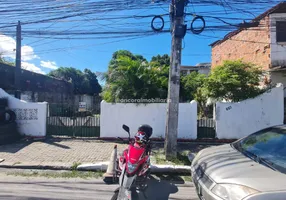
xmin=165 ymin=0 xmax=187 ymax=160
xmin=15 ymin=21 xmax=21 ymax=99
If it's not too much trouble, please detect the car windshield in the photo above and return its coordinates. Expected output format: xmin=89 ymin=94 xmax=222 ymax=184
xmin=233 ymin=127 xmax=286 ymax=174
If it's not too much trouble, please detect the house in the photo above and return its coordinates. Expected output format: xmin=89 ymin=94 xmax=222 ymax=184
xmin=0 ymin=62 xmax=74 ymax=103
xmin=210 ymin=2 xmax=286 ymax=96
xmin=181 ymin=63 xmax=211 ymax=75
xmin=0 ymin=62 xmax=101 ymax=114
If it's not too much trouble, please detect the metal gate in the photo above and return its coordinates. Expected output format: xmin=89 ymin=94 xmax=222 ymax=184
xmin=197 ymin=118 xmax=216 ymax=139
xmin=47 ymin=104 xmax=100 ymax=137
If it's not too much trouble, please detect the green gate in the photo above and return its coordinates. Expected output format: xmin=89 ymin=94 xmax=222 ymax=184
xmin=47 ymin=104 xmax=100 ymax=137
xmin=197 ymin=118 xmax=216 ymax=139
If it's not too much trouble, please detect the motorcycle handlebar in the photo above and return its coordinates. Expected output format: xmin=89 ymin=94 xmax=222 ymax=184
xmin=117 ymin=137 xmax=130 ymax=144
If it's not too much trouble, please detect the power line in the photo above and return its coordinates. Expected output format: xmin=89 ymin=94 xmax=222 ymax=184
xmin=0 ymin=0 xmax=284 ymax=63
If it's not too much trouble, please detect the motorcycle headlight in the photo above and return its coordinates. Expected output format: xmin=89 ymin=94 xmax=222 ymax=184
xmin=211 ymin=184 xmax=259 ymax=200
xmin=127 ymin=161 xmax=138 ymax=173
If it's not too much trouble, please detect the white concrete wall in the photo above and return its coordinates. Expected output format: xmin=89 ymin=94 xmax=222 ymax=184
xmin=270 ymin=71 xmax=286 ymax=97
xmin=100 ymin=101 xmax=197 ymax=139
xmin=270 ymin=13 xmax=286 ymax=67
xmin=0 ymin=88 xmax=47 ymax=137
xmin=215 ymin=84 xmax=284 ymax=139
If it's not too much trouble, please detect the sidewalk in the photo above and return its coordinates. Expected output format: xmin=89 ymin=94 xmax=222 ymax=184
xmin=0 ymin=137 xmax=213 ymax=170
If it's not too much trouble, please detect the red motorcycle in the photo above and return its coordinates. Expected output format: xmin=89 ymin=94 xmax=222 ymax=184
xmin=114 ymin=124 xmax=152 ymax=200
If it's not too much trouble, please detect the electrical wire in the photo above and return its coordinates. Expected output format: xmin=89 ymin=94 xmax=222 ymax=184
xmin=0 ymin=0 xmax=284 ymax=61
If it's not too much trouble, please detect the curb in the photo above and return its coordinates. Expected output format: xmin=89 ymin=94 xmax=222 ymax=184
xmin=77 ymin=162 xmax=109 ymax=172
xmin=0 ymin=164 xmax=71 ymax=171
xmin=77 ymin=163 xmax=191 ymax=174
xmin=0 ymin=163 xmax=191 ymax=174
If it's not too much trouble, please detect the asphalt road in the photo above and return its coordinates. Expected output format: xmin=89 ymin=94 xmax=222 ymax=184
xmin=0 ymin=174 xmax=199 ymax=200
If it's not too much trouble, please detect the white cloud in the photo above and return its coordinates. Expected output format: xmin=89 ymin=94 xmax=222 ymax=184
xmin=40 ymin=60 xmax=58 ymax=69
xmin=0 ymin=34 xmax=45 ymax=75
xmin=0 ymin=34 xmax=39 ymax=61
xmin=21 ymin=45 xmax=39 ymax=61
xmin=0 ymin=35 xmax=16 ymax=58
xmin=22 ymin=62 xmax=45 ymax=74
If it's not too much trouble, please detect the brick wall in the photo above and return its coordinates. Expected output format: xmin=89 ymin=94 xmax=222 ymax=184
xmin=212 ymin=17 xmax=271 ymax=70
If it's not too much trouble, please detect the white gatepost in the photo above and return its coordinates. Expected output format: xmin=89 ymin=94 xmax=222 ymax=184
xmin=0 ymin=88 xmax=48 ymax=137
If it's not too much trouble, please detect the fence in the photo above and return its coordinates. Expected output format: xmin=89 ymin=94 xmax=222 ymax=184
xmin=48 ymin=102 xmax=100 ymax=117
xmin=47 ymin=103 xmax=100 ymax=137
xmin=197 ymin=118 xmax=216 ymax=139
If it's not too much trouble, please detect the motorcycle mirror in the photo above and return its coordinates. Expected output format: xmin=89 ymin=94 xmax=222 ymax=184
xmin=122 ymin=124 xmax=131 ymax=140
xmin=122 ymin=124 xmax=130 ymax=133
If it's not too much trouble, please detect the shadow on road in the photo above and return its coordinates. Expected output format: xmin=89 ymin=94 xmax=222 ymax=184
xmin=43 ymin=137 xmax=71 ymax=149
xmin=0 ymin=137 xmax=71 ymax=154
xmin=0 ymin=140 xmax=33 ymax=153
xmin=111 ymin=175 xmax=182 ymax=200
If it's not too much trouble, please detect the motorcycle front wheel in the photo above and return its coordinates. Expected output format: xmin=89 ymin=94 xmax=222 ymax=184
xmin=117 ymin=185 xmax=132 ymax=200
xmin=111 ymin=188 xmax=119 ymax=200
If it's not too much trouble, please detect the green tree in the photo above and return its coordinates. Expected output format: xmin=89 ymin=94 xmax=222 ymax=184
xmin=149 ymin=54 xmax=170 ymax=99
xmin=151 ymin=54 xmax=208 ymax=103
xmin=103 ymin=51 xmax=211 ymax=103
xmin=108 ymin=50 xmax=147 ymax=70
xmin=103 ymin=55 xmax=150 ymax=102
xmin=194 ymin=87 xmax=210 ymax=118
xmin=180 ymin=71 xmax=207 ymax=102
xmin=105 ymin=50 xmax=147 ymax=84
xmin=204 ymin=60 xmax=267 ymax=102
xmin=151 ymin=54 xmax=170 ymax=66
xmin=49 ymin=67 xmax=102 ymax=95
xmin=84 ymin=69 xmax=102 ymax=94
xmin=103 ymin=51 xmax=171 ymax=102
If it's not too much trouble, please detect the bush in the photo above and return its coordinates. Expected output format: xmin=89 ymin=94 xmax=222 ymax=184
xmin=204 ymin=60 xmax=267 ymax=102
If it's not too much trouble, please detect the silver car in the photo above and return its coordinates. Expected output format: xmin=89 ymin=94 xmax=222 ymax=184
xmin=191 ymin=125 xmax=286 ymax=200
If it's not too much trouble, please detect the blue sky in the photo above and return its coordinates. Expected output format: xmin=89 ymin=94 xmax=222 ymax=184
xmin=21 ymin=14 xmax=214 ymax=73
xmin=26 ymin=30 xmax=214 ymax=72
xmin=0 ymin=1 xmax=279 ymax=81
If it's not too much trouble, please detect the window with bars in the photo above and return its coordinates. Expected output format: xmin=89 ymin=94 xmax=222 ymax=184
xmin=276 ymin=21 xmax=286 ymax=43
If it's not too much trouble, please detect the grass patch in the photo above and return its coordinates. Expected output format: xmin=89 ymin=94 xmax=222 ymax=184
xmin=7 ymin=170 xmax=103 ymax=179
xmin=71 ymin=162 xmax=82 ymax=171
xmin=154 ymin=151 xmax=191 ymax=165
